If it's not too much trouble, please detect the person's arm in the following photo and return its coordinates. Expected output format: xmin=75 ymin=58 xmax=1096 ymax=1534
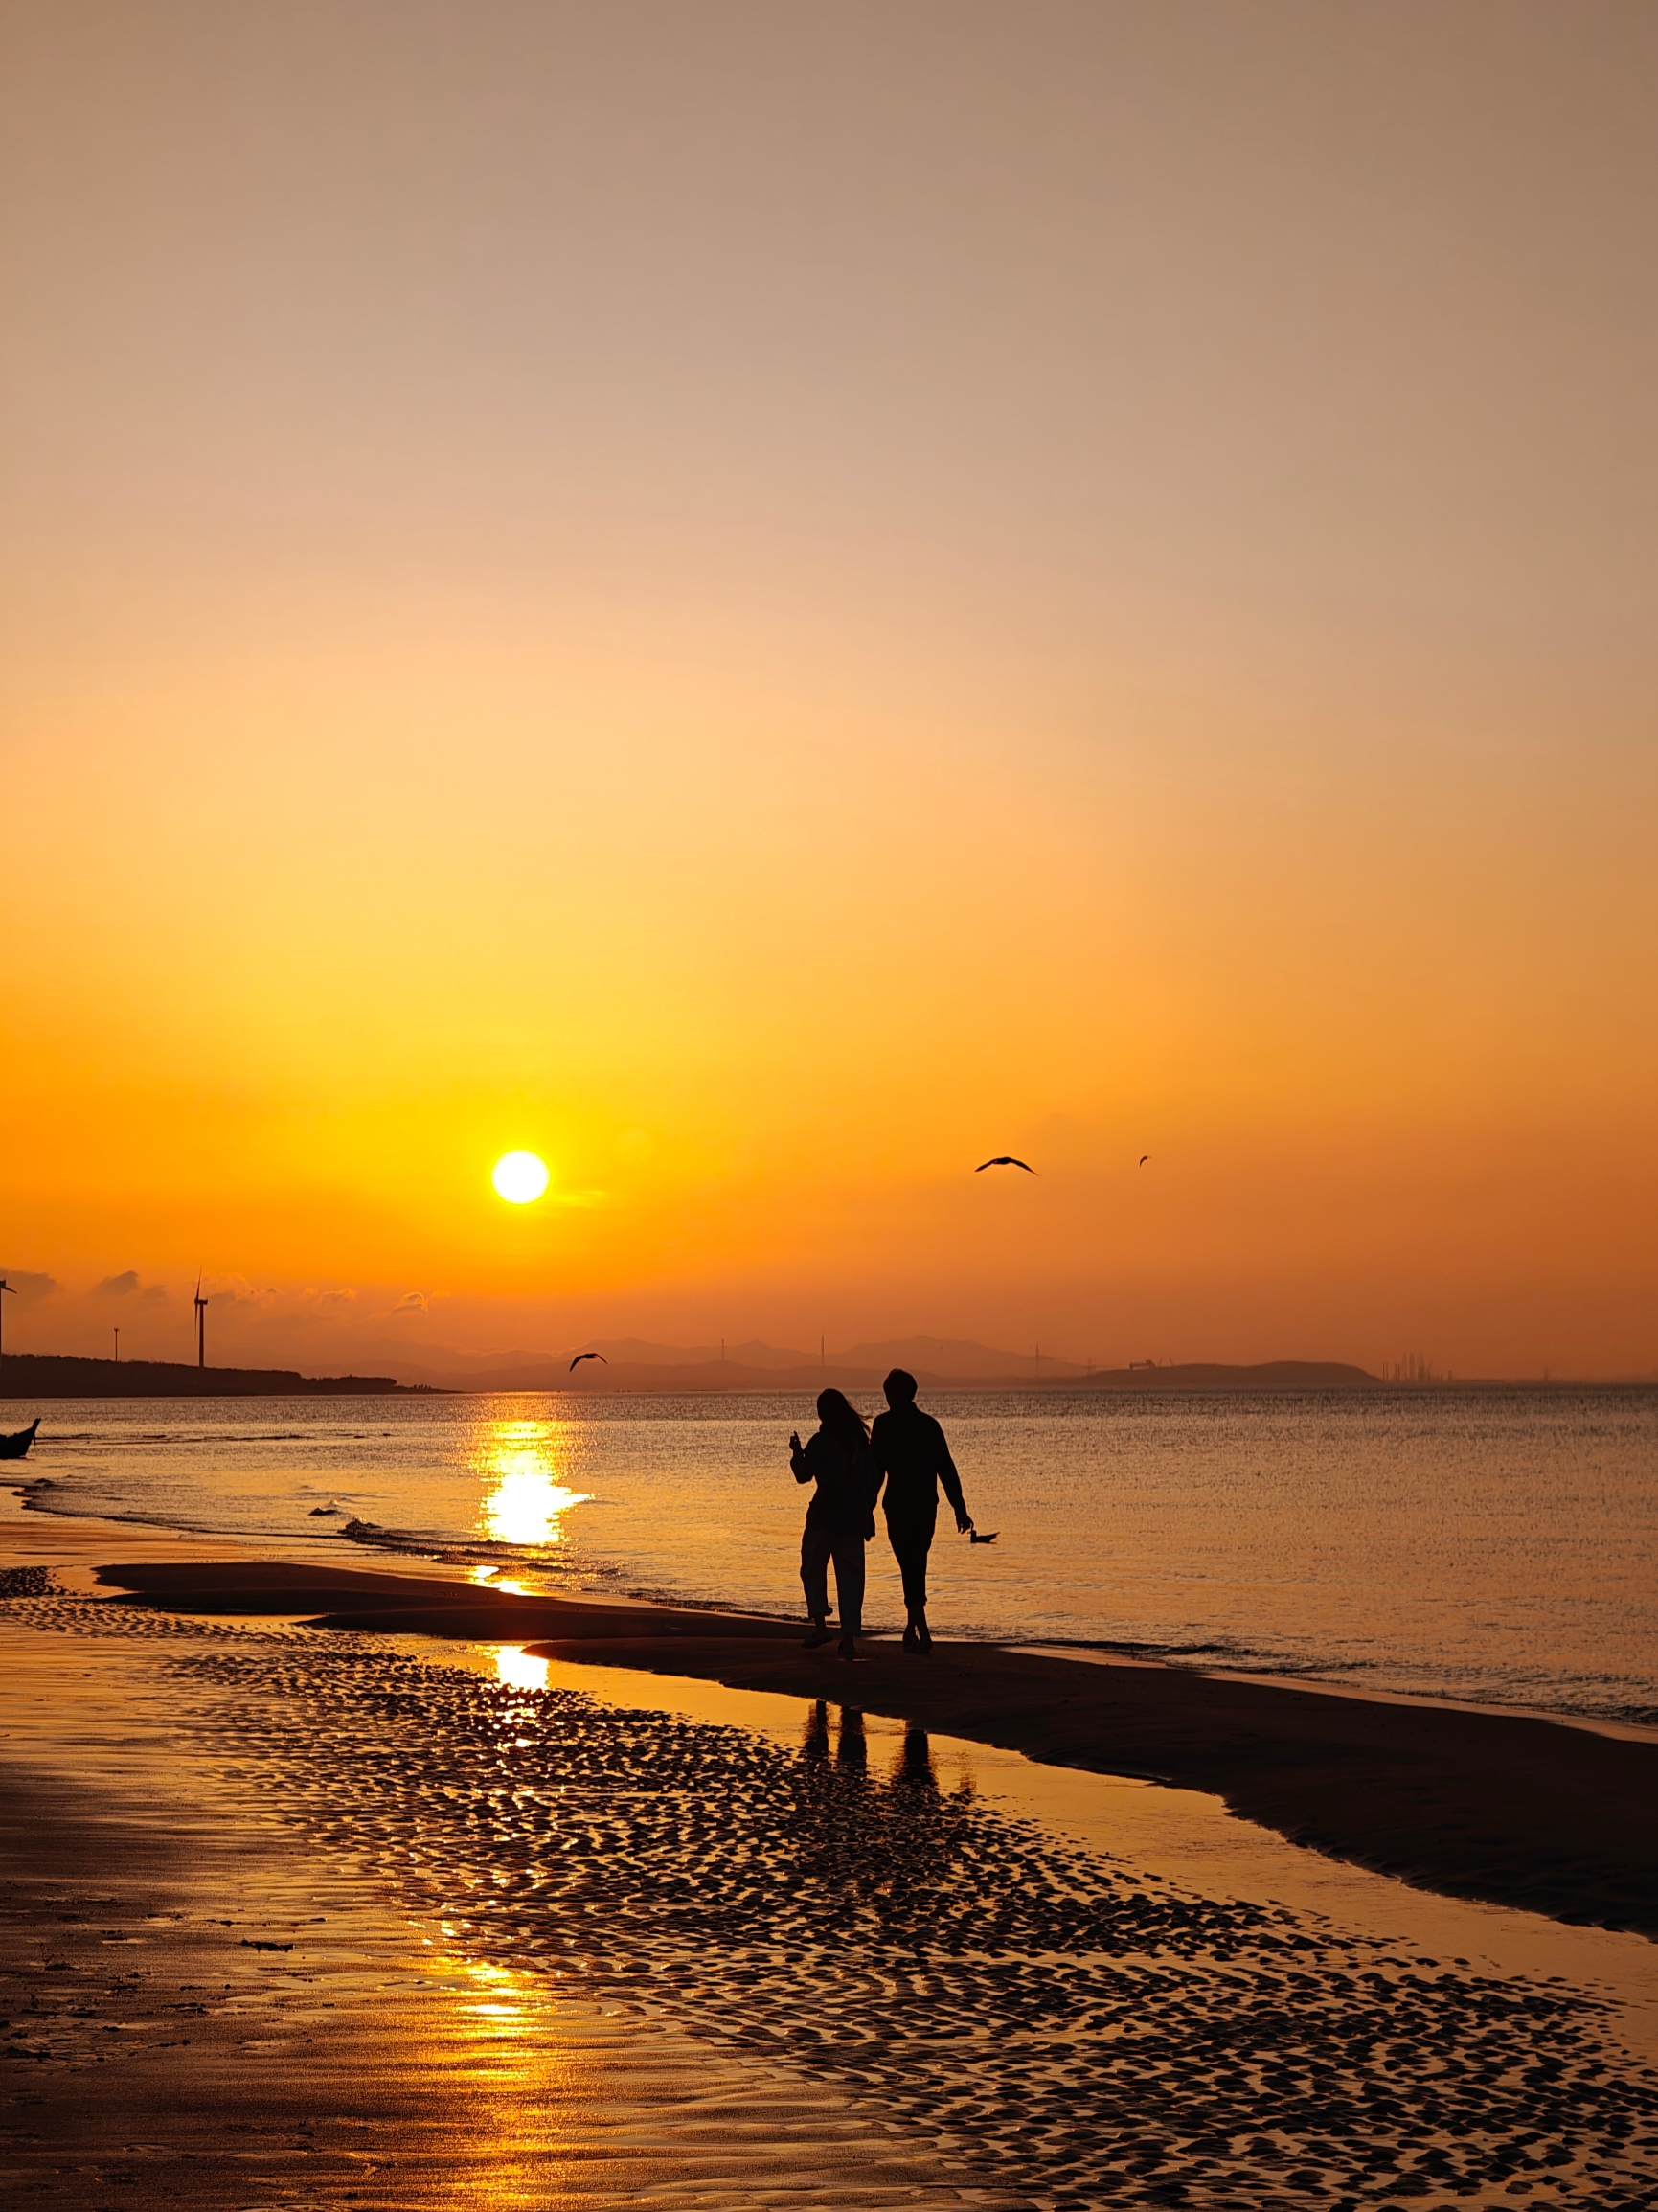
xmin=789 ymin=1430 xmax=813 ymax=1487
xmin=933 ymin=1420 xmax=972 ymax=1532
xmin=867 ymin=1416 xmax=890 ymax=1513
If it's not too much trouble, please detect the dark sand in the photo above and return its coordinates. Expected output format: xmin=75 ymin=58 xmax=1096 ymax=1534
xmin=95 ymin=1558 xmax=1658 ymax=1937
xmin=8 ymin=1570 xmax=1658 ymax=2209
xmin=9 ymin=1527 xmax=1658 ymax=2208
xmin=1 ymin=1597 xmax=1027 ymax=2207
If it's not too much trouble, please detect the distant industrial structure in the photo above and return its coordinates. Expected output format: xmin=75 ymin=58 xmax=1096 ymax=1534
xmin=1380 ymin=1353 xmax=1449 ymax=1384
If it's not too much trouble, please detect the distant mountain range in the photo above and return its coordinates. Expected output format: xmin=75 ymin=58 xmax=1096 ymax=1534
xmin=7 ymin=1345 xmax=1637 ymax=1400
xmin=386 ymin=1338 xmax=1384 ymax=1395
xmin=385 ymin=1334 xmax=1087 ymax=1392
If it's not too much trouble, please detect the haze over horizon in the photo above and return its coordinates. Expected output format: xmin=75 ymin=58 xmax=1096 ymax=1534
xmin=4 ymin=3 xmax=1655 ymax=1380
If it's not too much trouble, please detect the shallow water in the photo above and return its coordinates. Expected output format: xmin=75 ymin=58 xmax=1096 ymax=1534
xmin=10 ymin=1386 xmax=1658 ymax=1722
xmin=5 ymin=1592 xmax=1656 ymax=2210
xmin=465 ymin=1643 xmax=1658 ymax=2060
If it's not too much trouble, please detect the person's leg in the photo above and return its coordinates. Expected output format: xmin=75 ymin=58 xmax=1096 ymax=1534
xmin=886 ymin=1513 xmax=936 ymax=1650
xmin=830 ymin=1531 xmax=865 ymax=1656
xmin=799 ymin=1522 xmax=834 ymax=1646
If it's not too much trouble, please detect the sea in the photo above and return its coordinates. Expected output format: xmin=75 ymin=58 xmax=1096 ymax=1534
xmin=10 ymin=1386 xmax=1656 ymax=1726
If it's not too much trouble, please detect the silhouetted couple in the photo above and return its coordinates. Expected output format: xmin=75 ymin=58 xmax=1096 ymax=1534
xmin=788 ymin=1367 xmax=973 ymax=1660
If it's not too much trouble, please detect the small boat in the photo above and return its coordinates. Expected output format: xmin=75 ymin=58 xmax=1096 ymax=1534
xmin=0 ymin=1420 xmax=40 ymax=1461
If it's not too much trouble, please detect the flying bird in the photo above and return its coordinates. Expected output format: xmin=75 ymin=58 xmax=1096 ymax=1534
xmin=568 ymin=1351 xmax=608 ymax=1371
xmin=1139 ymin=1154 xmax=1149 ymax=1166
xmin=975 ymin=1156 xmax=1035 ymax=1174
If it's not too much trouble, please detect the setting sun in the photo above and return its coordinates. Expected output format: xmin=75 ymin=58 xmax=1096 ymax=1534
xmin=491 ymin=1152 xmax=550 ymax=1205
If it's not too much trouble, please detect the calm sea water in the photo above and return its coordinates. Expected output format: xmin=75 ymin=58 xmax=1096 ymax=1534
xmin=10 ymin=1388 xmax=1656 ymax=1723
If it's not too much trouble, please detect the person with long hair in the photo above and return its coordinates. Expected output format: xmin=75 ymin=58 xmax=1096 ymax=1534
xmin=788 ymin=1387 xmax=876 ymax=1660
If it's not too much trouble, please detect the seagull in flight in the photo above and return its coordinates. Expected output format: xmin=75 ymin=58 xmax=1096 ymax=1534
xmin=568 ymin=1351 xmax=608 ymax=1371
xmin=1139 ymin=1154 xmax=1149 ymax=1166
xmin=975 ymin=1156 xmax=1035 ymax=1174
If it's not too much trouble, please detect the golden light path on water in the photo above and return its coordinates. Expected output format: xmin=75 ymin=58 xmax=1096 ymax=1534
xmin=468 ymin=1420 xmax=593 ymax=1596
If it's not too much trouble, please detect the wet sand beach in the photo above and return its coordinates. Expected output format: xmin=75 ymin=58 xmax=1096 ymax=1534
xmin=92 ymin=1556 xmax=1658 ymax=1936
xmin=6 ymin=1529 xmax=1658 ymax=2207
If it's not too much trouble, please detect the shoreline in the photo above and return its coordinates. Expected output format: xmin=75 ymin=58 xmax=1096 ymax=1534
xmin=8 ymin=1525 xmax=1658 ymax=2206
xmin=79 ymin=1553 xmax=1658 ymax=1940
xmin=0 ymin=1599 xmax=1012 ymax=2207
xmin=8 ymin=1374 xmax=1658 ymax=1399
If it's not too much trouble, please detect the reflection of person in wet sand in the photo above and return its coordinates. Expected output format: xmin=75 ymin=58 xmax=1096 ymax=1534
xmin=871 ymin=1366 xmax=973 ymax=1653
xmin=789 ymin=1388 xmax=877 ymax=1660
xmin=796 ymin=1702 xmax=962 ymax=1904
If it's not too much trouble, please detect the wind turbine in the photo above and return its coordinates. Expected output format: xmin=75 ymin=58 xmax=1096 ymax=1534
xmin=0 ymin=1279 xmax=14 ymax=1363
xmin=193 ymin=1273 xmax=209 ymax=1370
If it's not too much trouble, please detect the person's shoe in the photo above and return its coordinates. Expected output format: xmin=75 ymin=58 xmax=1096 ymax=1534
xmin=838 ymin=1634 xmax=857 ymax=1660
xmin=901 ymin=1623 xmax=920 ymax=1653
xmin=801 ymin=1626 xmax=833 ymax=1648
xmin=915 ymin=1619 xmax=933 ymax=1653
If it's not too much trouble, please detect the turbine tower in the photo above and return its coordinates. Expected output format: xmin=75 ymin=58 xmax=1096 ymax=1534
xmin=0 ymin=1279 xmax=14 ymax=1363
xmin=193 ymin=1274 xmax=208 ymax=1370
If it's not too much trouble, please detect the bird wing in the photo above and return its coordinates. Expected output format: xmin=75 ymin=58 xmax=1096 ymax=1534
xmin=1139 ymin=1154 xmax=1149 ymax=1165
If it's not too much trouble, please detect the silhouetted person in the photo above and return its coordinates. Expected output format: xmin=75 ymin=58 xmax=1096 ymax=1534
xmin=894 ymin=1724 xmax=939 ymax=1794
xmin=789 ymin=1387 xmax=876 ymax=1661
xmin=870 ymin=1367 xmax=972 ymax=1653
xmin=835 ymin=1703 xmax=870 ymax=1774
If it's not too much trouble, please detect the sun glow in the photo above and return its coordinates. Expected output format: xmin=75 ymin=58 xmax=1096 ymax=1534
xmin=478 ymin=1420 xmax=591 ymax=1549
xmin=494 ymin=1646 xmax=551 ymax=1695
xmin=491 ymin=1150 xmax=550 ymax=1203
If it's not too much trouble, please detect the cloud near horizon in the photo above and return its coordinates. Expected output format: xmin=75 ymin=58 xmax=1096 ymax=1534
xmin=391 ymin=1291 xmax=429 ymax=1315
xmin=200 ymin=1273 xmax=274 ymax=1308
xmin=0 ymin=1270 xmax=59 ymax=1306
xmin=93 ymin=1269 xmax=168 ymax=1303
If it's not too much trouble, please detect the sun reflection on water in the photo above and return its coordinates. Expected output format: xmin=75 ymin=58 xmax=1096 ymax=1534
xmin=495 ymin=1646 xmax=551 ymax=1694
xmin=475 ymin=1420 xmax=591 ymax=1551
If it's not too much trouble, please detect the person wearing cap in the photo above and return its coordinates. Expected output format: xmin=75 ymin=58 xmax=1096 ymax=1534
xmin=870 ymin=1367 xmax=973 ymax=1653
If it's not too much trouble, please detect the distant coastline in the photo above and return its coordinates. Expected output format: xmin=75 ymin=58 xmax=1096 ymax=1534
xmin=4 ymin=1350 xmax=1646 ymax=1400
xmin=0 ymin=1354 xmax=432 ymax=1399
xmin=428 ymin=1357 xmax=1648 ymax=1395
xmin=420 ymin=1357 xmax=1392 ymax=1394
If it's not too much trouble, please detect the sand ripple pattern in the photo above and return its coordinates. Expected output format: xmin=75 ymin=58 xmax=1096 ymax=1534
xmin=12 ymin=1597 xmax=1658 ymax=2209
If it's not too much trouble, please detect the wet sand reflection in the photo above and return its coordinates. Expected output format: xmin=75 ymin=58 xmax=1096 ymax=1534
xmin=8 ymin=1591 xmax=1658 ymax=2207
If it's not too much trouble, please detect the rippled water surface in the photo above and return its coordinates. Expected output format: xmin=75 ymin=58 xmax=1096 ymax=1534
xmin=10 ymin=1388 xmax=1656 ymax=1721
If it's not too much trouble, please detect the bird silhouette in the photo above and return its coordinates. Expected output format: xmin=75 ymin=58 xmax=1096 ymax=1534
xmin=975 ymin=1156 xmax=1035 ymax=1174
xmin=1139 ymin=1154 xmax=1149 ymax=1166
xmin=568 ymin=1351 xmax=608 ymax=1371
xmin=967 ymin=1528 xmax=999 ymax=1545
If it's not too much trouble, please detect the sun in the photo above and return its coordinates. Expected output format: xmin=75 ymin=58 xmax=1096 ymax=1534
xmin=491 ymin=1151 xmax=550 ymax=1204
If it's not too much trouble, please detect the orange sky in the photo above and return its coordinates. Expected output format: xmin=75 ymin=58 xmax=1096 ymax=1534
xmin=3 ymin=3 xmax=1654 ymax=1378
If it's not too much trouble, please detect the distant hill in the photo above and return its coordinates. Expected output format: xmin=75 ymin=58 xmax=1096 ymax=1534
xmin=837 ymin=1334 xmax=1087 ymax=1379
xmin=410 ymin=1333 xmax=1089 ymax=1391
xmin=1072 ymin=1361 xmax=1378 ymax=1391
xmin=404 ymin=1352 xmax=1379 ymax=1395
xmin=0 ymin=1354 xmax=418 ymax=1399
